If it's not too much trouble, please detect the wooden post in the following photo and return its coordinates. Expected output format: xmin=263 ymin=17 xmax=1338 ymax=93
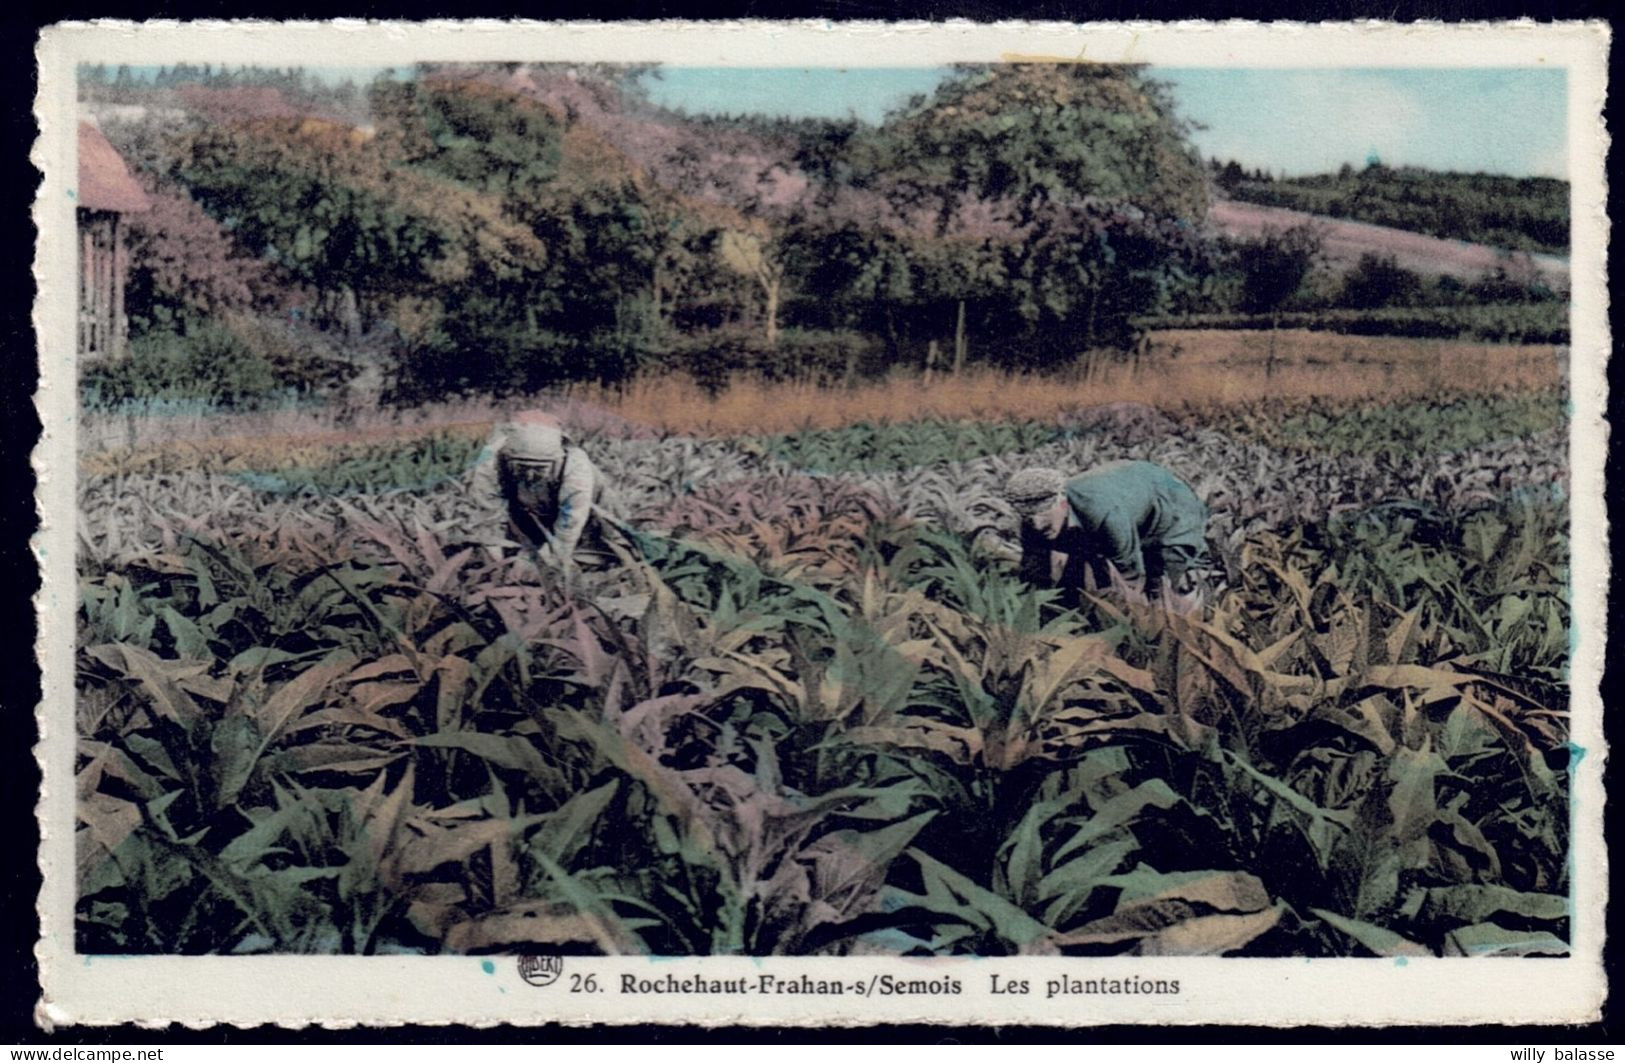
xmin=952 ymin=299 xmax=967 ymax=375
xmin=80 ymin=226 xmax=93 ymax=356
xmin=110 ymin=214 xmax=127 ymax=358
xmin=1266 ymin=312 xmax=1279 ymax=377
xmin=101 ymin=218 xmax=113 ymax=355
xmin=763 ymin=270 xmax=781 ymax=350
xmin=88 ymin=223 xmax=101 ymax=356
xmin=924 ymin=339 xmax=939 ymax=386
xmin=95 ymin=218 xmax=111 ymax=357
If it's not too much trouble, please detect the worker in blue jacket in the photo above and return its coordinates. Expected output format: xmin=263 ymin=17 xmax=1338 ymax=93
xmin=1003 ymin=460 xmax=1210 ymax=607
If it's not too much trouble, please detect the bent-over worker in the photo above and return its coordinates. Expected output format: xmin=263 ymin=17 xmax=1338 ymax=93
xmin=471 ymin=410 xmax=617 ymax=570
xmin=1003 ymin=460 xmax=1210 ymax=608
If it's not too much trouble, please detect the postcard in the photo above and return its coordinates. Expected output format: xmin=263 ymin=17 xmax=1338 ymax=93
xmin=33 ymin=18 xmax=1609 ymax=1028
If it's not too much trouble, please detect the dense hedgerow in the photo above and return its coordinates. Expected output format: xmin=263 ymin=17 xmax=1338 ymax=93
xmin=1137 ymin=303 xmax=1568 ymax=345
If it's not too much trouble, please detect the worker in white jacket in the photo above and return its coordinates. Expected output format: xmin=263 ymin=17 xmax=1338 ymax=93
xmin=471 ymin=410 xmax=615 ymax=570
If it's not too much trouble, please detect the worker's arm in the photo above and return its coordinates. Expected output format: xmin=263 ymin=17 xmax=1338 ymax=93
xmin=542 ymin=449 xmax=597 ymax=564
xmin=469 ymin=427 xmax=506 ymax=500
xmin=1017 ymin=524 xmax=1052 ymax=586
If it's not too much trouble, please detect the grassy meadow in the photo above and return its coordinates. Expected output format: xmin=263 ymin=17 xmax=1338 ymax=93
xmin=81 ymin=329 xmax=1564 ymax=462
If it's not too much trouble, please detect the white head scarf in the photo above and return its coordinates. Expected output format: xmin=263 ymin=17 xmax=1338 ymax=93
xmin=503 ymin=410 xmax=567 ymax=461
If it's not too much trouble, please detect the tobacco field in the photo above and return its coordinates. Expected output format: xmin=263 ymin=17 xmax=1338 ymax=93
xmin=75 ymin=390 xmax=1573 ymax=958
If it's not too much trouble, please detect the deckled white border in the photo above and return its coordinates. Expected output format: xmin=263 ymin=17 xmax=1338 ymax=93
xmin=33 ymin=19 xmax=1611 ymax=1030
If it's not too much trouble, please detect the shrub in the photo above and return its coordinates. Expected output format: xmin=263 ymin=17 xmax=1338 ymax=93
xmin=1234 ymin=225 xmax=1324 ymax=317
xmin=225 ymin=314 xmax=360 ymax=395
xmin=1340 ymin=254 xmax=1426 ymax=309
xmin=771 ymin=329 xmax=879 ymax=386
xmin=644 ymin=328 xmax=879 ymax=396
xmin=83 ymin=322 xmax=274 ymax=409
xmin=1468 ymin=260 xmax=1567 ymax=305
xmin=81 ymin=315 xmax=356 ymax=411
xmin=123 ymin=176 xmax=271 ymax=336
xmin=386 ymin=326 xmax=642 ymax=404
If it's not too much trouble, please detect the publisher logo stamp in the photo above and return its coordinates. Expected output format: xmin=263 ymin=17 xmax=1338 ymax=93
xmin=517 ymin=955 xmax=564 ymax=988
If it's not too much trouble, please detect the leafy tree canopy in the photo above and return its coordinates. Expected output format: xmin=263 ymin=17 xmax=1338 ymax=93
xmin=849 ymin=63 xmax=1209 ymax=231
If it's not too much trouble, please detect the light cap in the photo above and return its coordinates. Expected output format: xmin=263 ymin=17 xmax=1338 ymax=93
xmin=1004 ymin=467 xmax=1066 ymax=514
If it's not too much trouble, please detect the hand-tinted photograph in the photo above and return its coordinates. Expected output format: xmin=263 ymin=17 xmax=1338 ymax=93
xmin=73 ymin=59 xmax=1572 ymax=961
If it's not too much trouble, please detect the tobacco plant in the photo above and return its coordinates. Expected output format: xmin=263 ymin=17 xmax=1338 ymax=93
xmin=76 ymin=394 xmax=1571 ymax=956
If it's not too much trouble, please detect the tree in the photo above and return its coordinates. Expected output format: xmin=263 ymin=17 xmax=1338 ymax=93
xmin=122 ymin=174 xmax=271 ymax=334
xmin=633 ymin=127 xmax=811 ymax=350
xmin=717 ymin=225 xmax=785 ymax=348
xmin=369 ymin=74 xmax=564 ymax=227
xmin=1340 ymin=252 xmax=1424 ymax=309
xmin=912 ymin=235 xmax=1006 ymax=372
xmin=860 ymin=63 xmax=1210 ymax=229
xmin=172 ymin=116 xmax=545 ymax=336
xmin=838 ymin=62 xmax=1210 ymax=365
xmin=1235 ymin=223 xmax=1323 ymax=373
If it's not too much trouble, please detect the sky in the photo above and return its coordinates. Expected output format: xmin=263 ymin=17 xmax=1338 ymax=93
xmin=1156 ymin=68 xmax=1568 ymax=179
xmin=640 ymin=66 xmax=1569 ymax=179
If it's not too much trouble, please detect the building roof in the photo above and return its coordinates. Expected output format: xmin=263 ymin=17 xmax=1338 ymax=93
xmin=78 ymin=122 xmax=151 ymax=214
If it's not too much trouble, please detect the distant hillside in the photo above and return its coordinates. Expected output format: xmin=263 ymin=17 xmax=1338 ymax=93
xmin=1214 ymin=162 xmax=1568 ymax=256
xmin=1209 ymin=199 xmax=1569 ymax=286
